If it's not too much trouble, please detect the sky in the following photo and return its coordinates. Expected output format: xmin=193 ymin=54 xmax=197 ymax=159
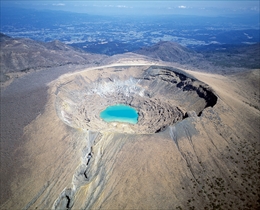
xmin=1 ymin=1 xmax=260 ymax=16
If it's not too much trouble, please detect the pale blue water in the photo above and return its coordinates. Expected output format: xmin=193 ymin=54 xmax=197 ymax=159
xmin=100 ymin=104 xmax=138 ymax=124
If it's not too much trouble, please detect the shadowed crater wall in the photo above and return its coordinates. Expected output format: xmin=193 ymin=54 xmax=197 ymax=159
xmin=55 ymin=65 xmax=217 ymax=134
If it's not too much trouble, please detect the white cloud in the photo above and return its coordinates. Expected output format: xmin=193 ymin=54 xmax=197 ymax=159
xmin=92 ymin=4 xmax=131 ymax=8
xmin=52 ymin=3 xmax=65 ymax=6
xmin=117 ymin=5 xmax=126 ymax=8
xmin=178 ymin=5 xmax=187 ymax=9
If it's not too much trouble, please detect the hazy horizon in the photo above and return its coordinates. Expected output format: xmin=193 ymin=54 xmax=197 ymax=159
xmin=1 ymin=0 xmax=260 ymax=17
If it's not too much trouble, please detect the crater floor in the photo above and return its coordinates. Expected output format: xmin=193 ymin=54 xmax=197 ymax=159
xmin=55 ymin=65 xmax=217 ymax=134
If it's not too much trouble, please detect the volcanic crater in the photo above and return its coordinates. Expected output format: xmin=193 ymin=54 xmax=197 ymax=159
xmin=55 ymin=65 xmax=218 ymax=134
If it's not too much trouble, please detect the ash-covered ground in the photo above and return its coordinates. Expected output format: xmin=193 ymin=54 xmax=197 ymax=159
xmin=1 ymin=62 xmax=259 ymax=209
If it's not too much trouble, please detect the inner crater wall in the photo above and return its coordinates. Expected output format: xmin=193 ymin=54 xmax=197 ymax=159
xmin=55 ymin=65 xmax=217 ymax=134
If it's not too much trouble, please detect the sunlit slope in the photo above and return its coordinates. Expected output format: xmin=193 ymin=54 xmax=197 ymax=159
xmin=0 ymin=65 xmax=259 ymax=210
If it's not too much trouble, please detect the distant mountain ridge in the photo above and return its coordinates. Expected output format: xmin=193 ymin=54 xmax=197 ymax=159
xmin=0 ymin=33 xmax=106 ymax=82
xmin=135 ymin=40 xmax=260 ymax=70
xmin=0 ymin=33 xmax=12 ymax=42
xmin=135 ymin=41 xmax=204 ymax=64
xmin=1 ymin=33 xmax=259 ymax=83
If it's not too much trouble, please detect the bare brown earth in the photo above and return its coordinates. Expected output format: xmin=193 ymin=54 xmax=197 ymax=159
xmin=0 ymin=33 xmax=107 ymax=82
xmin=0 ymin=60 xmax=259 ymax=210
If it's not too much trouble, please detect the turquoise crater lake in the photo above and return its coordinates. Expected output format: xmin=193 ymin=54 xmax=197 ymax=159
xmin=100 ymin=104 xmax=138 ymax=124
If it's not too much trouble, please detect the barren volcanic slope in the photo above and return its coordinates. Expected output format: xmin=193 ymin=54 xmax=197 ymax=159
xmin=136 ymin=41 xmax=202 ymax=64
xmin=0 ymin=33 xmax=107 ymax=82
xmin=0 ymin=60 xmax=259 ymax=209
xmin=136 ymin=41 xmax=260 ymax=73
